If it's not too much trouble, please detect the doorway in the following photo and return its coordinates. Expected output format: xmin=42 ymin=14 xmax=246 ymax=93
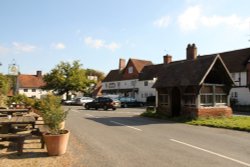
xmin=171 ymin=87 xmax=181 ymax=117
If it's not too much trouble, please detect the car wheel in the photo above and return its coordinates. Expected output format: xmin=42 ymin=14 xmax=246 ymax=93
xmin=112 ymin=108 xmax=116 ymax=111
xmin=85 ymin=105 xmax=90 ymax=110
xmin=139 ymin=103 xmax=144 ymax=107
xmin=95 ymin=107 xmax=98 ymax=110
xmin=124 ymin=104 xmax=128 ymax=108
xmin=103 ymin=106 xmax=108 ymax=110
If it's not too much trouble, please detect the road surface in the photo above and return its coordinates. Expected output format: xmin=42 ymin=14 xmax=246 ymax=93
xmin=65 ymin=106 xmax=250 ymax=167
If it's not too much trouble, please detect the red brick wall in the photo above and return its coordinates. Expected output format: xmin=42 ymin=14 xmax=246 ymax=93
xmin=122 ymin=60 xmax=139 ymax=80
xmin=183 ymin=107 xmax=232 ymax=118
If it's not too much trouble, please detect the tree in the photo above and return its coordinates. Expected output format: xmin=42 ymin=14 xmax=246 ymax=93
xmin=43 ymin=61 xmax=89 ymax=99
xmin=85 ymin=69 xmax=105 ymax=82
xmin=0 ymin=73 xmax=11 ymax=107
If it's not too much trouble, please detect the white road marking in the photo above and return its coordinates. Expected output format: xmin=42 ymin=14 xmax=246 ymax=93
xmin=85 ymin=114 xmax=100 ymax=118
xmin=110 ymin=121 xmax=142 ymax=131
xmin=170 ymin=139 xmax=250 ymax=167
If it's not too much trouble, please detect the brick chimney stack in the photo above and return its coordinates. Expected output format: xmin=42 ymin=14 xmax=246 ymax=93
xmin=163 ymin=54 xmax=172 ymax=64
xmin=36 ymin=71 xmax=42 ymax=77
xmin=186 ymin=43 xmax=197 ymax=60
xmin=119 ymin=58 xmax=126 ymax=71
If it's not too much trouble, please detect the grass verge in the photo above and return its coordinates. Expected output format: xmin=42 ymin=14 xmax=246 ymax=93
xmin=141 ymin=110 xmax=250 ymax=132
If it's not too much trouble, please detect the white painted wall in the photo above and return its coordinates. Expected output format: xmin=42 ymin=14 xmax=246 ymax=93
xmin=102 ymin=79 xmax=157 ymax=102
xmin=231 ymin=72 xmax=247 ymax=86
xmin=230 ymin=87 xmax=250 ymax=105
xmin=137 ymin=80 xmax=156 ymax=102
xmin=230 ymin=72 xmax=250 ymax=105
xmin=18 ymin=88 xmax=49 ymax=99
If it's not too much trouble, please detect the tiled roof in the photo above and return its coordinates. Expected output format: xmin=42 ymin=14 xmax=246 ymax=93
xmin=103 ymin=59 xmax=152 ymax=82
xmin=102 ymin=70 xmax=122 ymax=82
xmin=211 ymin=47 xmax=250 ymax=72
xmin=140 ymin=47 xmax=250 ymax=81
xmin=130 ymin=59 xmax=153 ymax=72
xmin=18 ymin=74 xmax=46 ymax=88
xmin=153 ymin=55 xmax=233 ymax=88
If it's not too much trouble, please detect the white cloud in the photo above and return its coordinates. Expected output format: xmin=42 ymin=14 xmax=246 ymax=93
xmin=178 ymin=5 xmax=202 ymax=31
xmin=178 ymin=5 xmax=250 ymax=32
xmin=12 ymin=42 xmax=37 ymax=53
xmin=153 ymin=16 xmax=171 ymax=28
xmin=52 ymin=42 xmax=66 ymax=50
xmin=84 ymin=36 xmax=120 ymax=51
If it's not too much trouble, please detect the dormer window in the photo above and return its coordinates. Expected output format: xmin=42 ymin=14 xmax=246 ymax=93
xmin=128 ymin=66 xmax=133 ymax=74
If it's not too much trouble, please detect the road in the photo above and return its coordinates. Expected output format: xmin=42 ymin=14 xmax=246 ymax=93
xmin=65 ymin=106 xmax=250 ymax=167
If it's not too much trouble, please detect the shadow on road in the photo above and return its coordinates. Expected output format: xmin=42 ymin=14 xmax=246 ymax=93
xmin=85 ymin=115 xmax=177 ymax=127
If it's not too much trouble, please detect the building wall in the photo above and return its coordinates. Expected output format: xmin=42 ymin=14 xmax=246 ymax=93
xmin=231 ymin=72 xmax=247 ymax=86
xmin=137 ymin=80 xmax=156 ymax=102
xmin=18 ymin=88 xmax=48 ymax=99
xmin=230 ymin=72 xmax=250 ymax=105
xmin=230 ymin=87 xmax=250 ymax=105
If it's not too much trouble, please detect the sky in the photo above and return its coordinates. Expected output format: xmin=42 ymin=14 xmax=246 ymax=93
xmin=0 ymin=0 xmax=250 ymax=75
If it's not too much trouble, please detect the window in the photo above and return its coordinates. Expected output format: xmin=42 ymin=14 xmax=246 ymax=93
xmin=159 ymin=94 xmax=168 ymax=106
xmin=183 ymin=86 xmax=196 ymax=106
xmin=200 ymin=84 xmax=227 ymax=106
xmin=23 ymin=89 xmax=28 ymax=92
xmin=144 ymin=81 xmax=148 ymax=86
xmin=128 ymin=66 xmax=133 ymax=73
xmin=216 ymin=94 xmax=227 ymax=104
xmin=131 ymin=80 xmax=136 ymax=86
xmin=32 ymin=89 xmax=36 ymax=92
xmin=200 ymin=94 xmax=213 ymax=106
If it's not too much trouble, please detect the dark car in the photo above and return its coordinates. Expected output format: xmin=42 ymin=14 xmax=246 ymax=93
xmin=118 ymin=97 xmax=144 ymax=108
xmin=84 ymin=97 xmax=120 ymax=110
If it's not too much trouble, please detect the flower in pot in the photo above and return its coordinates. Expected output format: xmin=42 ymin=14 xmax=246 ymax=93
xmin=38 ymin=94 xmax=69 ymax=156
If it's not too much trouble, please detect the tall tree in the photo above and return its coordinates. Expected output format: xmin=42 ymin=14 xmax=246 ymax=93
xmin=0 ymin=73 xmax=10 ymax=107
xmin=0 ymin=73 xmax=10 ymax=95
xmin=43 ymin=61 xmax=89 ymax=99
xmin=85 ymin=69 xmax=105 ymax=82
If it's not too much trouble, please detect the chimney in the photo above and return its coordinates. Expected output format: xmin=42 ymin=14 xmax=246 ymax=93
xmin=186 ymin=43 xmax=197 ymax=60
xmin=36 ymin=71 xmax=42 ymax=77
xmin=119 ymin=58 xmax=126 ymax=70
xmin=163 ymin=54 xmax=172 ymax=64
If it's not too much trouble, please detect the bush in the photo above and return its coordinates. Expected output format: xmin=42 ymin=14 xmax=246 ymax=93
xmin=38 ymin=94 xmax=68 ymax=135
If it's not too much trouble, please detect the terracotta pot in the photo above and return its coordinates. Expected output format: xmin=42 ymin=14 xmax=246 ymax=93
xmin=43 ymin=130 xmax=70 ymax=156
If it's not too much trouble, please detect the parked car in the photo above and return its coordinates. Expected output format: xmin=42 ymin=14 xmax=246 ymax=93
xmin=118 ymin=97 xmax=144 ymax=108
xmin=74 ymin=97 xmax=94 ymax=105
xmin=63 ymin=98 xmax=77 ymax=105
xmin=84 ymin=97 xmax=120 ymax=110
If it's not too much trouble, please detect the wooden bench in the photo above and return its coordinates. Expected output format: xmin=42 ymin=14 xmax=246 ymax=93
xmin=0 ymin=133 xmax=30 ymax=155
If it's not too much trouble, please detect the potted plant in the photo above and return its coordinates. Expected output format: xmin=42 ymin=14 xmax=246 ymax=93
xmin=38 ymin=94 xmax=69 ymax=156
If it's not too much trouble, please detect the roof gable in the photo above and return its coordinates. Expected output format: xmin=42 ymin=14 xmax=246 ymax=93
xmin=153 ymin=55 xmax=233 ymax=88
xmin=203 ymin=47 xmax=250 ymax=72
xmin=102 ymin=58 xmax=152 ymax=82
